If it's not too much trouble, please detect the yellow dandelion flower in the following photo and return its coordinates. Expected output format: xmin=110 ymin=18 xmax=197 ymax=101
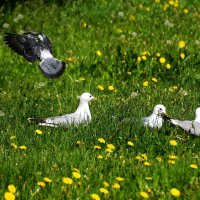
xmin=19 ymin=145 xmax=27 ymax=150
xmin=35 ymin=129 xmax=43 ymax=135
xmin=141 ymin=153 xmax=148 ymax=160
xmin=82 ymin=21 xmax=87 ymax=28
xmin=4 ymin=192 xmax=15 ymax=200
xmin=145 ymin=177 xmax=152 ymax=180
xmin=142 ymin=51 xmax=151 ymax=56
xmin=169 ymin=140 xmax=178 ymax=146
xmin=98 ymin=138 xmax=105 ymax=143
xmin=166 ymin=63 xmax=171 ymax=69
xmin=106 ymin=148 xmax=113 ymax=153
xmin=76 ymin=140 xmax=81 ymax=145
xmin=72 ymin=168 xmax=80 ymax=173
xmin=142 ymin=55 xmax=147 ymax=61
xmin=144 ymin=161 xmax=151 ymax=166
xmin=152 ymin=77 xmax=158 ymax=83
xmin=129 ymin=15 xmax=135 ymax=21
xmin=116 ymin=28 xmax=123 ymax=33
xmin=108 ymin=85 xmax=114 ymax=91
xmin=180 ymin=53 xmax=185 ymax=59
xmin=146 ymin=7 xmax=150 ymax=12
xmin=163 ymin=3 xmax=169 ymax=11
xmin=168 ymin=155 xmax=178 ymax=160
xmin=140 ymin=191 xmax=149 ymax=199
xmin=97 ymin=85 xmax=104 ymax=91
xmin=96 ymin=50 xmax=102 ymax=56
xmin=112 ymin=183 xmax=120 ymax=189
xmin=159 ymin=57 xmax=166 ymax=64
xmin=183 ymin=8 xmax=189 ymax=14
xmin=103 ymin=181 xmax=109 ymax=187
xmin=170 ymin=188 xmax=181 ymax=197
xmin=37 ymin=181 xmax=46 ymax=188
xmin=10 ymin=136 xmax=16 ymax=140
xmin=168 ymin=160 xmax=176 ymax=164
xmin=178 ymin=41 xmax=186 ymax=48
xmin=155 ymin=0 xmax=160 ymax=3
xmin=156 ymin=157 xmax=162 ymax=162
xmin=61 ymin=186 xmax=67 ymax=191
xmin=156 ymin=52 xmax=160 ymax=57
xmin=100 ymin=187 xmax=109 ymax=194
xmin=94 ymin=145 xmax=101 ymax=149
xmin=66 ymin=57 xmax=73 ymax=62
xmin=190 ymin=164 xmax=198 ymax=169
xmin=116 ymin=177 xmax=124 ymax=182
xmin=90 ymin=193 xmax=100 ymax=200
xmin=107 ymin=144 xmax=115 ymax=150
xmin=72 ymin=171 xmax=81 ymax=179
xmin=79 ymin=77 xmax=86 ymax=81
xmin=173 ymin=86 xmax=178 ymax=90
xmin=97 ymin=155 xmax=103 ymax=159
xmin=137 ymin=56 xmax=141 ymax=62
xmin=43 ymin=177 xmax=52 ymax=183
xmin=127 ymin=141 xmax=134 ymax=146
xmin=62 ymin=177 xmax=73 ymax=185
xmin=10 ymin=143 xmax=17 ymax=149
xmin=143 ymin=81 xmax=148 ymax=87
xmin=8 ymin=185 xmax=16 ymax=194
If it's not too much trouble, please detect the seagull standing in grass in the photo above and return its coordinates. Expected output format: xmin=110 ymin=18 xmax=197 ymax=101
xmin=143 ymin=104 xmax=167 ymax=129
xmin=28 ymin=93 xmax=95 ymax=127
xmin=164 ymin=107 xmax=200 ymax=136
xmin=4 ymin=31 xmax=66 ymax=78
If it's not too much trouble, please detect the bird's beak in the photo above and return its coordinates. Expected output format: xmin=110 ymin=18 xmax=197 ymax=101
xmin=92 ymin=96 xmax=97 ymax=100
xmin=162 ymin=112 xmax=168 ymax=116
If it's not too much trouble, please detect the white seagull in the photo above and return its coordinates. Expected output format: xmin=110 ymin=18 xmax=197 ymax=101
xmin=4 ymin=31 xmax=66 ymax=78
xmin=165 ymin=107 xmax=200 ymax=136
xmin=143 ymin=104 xmax=167 ymax=129
xmin=28 ymin=92 xmax=95 ymax=127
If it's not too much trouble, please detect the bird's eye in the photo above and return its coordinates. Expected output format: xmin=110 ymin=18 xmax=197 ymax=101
xmin=90 ymin=95 xmax=92 ymax=98
xmin=159 ymin=108 xmax=162 ymax=111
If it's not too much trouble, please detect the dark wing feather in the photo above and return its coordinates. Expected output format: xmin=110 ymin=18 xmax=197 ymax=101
xmin=4 ymin=33 xmax=38 ymax=62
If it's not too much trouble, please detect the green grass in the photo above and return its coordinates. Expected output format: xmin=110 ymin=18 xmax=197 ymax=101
xmin=1 ymin=0 xmax=200 ymax=199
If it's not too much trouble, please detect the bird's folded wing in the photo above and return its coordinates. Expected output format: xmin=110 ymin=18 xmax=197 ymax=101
xmin=46 ymin=113 xmax=82 ymax=125
xmin=189 ymin=121 xmax=200 ymax=136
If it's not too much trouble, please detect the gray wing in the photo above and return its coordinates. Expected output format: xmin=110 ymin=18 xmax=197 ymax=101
xmin=171 ymin=119 xmax=200 ymax=136
xmin=189 ymin=121 xmax=200 ymax=136
xmin=46 ymin=113 xmax=83 ymax=126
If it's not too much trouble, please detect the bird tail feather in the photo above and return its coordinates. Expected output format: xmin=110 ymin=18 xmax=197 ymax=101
xmin=28 ymin=118 xmax=46 ymax=124
xmin=39 ymin=58 xmax=66 ymax=78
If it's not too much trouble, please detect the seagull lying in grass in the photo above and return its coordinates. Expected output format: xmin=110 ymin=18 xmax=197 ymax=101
xmin=164 ymin=107 xmax=200 ymax=136
xmin=4 ymin=31 xmax=66 ymax=78
xmin=28 ymin=93 xmax=95 ymax=127
xmin=143 ymin=104 xmax=167 ymax=129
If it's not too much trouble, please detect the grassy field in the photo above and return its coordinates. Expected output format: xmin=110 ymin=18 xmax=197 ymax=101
xmin=1 ymin=0 xmax=200 ymax=199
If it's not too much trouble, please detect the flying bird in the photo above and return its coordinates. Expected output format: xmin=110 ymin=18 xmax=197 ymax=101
xmin=164 ymin=107 xmax=200 ymax=136
xmin=143 ymin=104 xmax=167 ymax=129
xmin=28 ymin=92 xmax=95 ymax=127
xmin=4 ymin=31 xmax=66 ymax=78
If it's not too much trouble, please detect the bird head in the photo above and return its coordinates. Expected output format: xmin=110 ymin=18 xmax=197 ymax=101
xmin=153 ymin=104 xmax=167 ymax=117
xmin=78 ymin=93 xmax=96 ymax=103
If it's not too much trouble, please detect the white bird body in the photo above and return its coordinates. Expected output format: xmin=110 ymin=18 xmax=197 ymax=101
xmin=143 ymin=104 xmax=167 ymax=129
xmin=168 ymin=107 xmax=200 ymax=136
xmin=28 ymin=93 xmax=95 ymax=127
